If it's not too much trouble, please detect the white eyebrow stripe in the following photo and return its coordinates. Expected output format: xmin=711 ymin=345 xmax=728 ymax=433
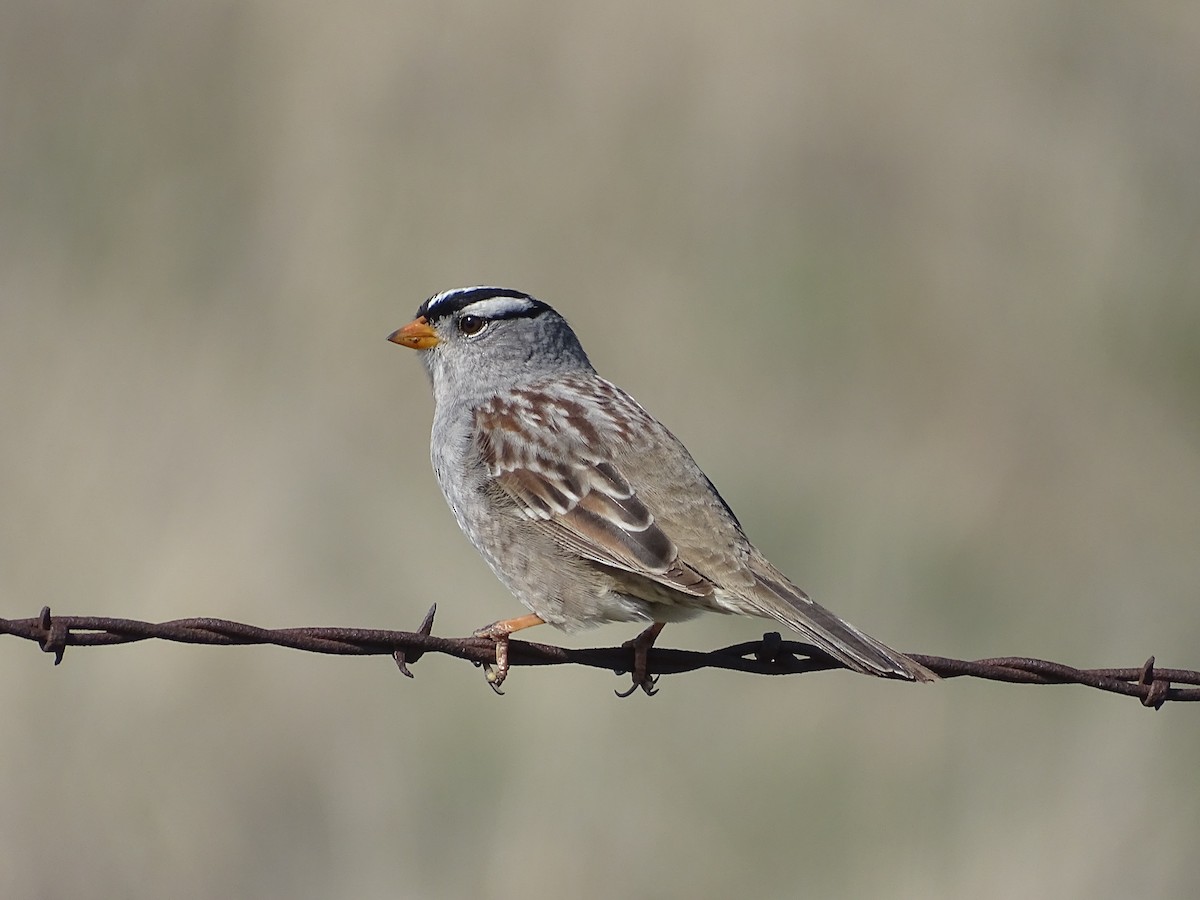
xmin=425 ymin=285 xmax=509 ymax=313
xmin=459 ymin=295 xmax=539 ymax=319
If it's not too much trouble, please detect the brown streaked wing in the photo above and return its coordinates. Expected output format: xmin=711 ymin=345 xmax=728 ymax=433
xmin=475 ymin=387 xmax=714 ymax=598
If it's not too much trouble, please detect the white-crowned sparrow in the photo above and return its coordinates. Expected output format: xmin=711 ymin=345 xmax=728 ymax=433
xmin=389 ymin=286 xmax=936 ymax=692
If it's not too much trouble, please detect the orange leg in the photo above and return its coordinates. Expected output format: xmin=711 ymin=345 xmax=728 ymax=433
xmin=473 ymin=614 xmax=545 ymax=693
xmin=617 ymin=621 xmax=667 ymax=698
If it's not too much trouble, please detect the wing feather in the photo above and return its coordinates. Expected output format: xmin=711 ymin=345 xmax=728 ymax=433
xmin=476 ymin=379 xmax=713 ymax=598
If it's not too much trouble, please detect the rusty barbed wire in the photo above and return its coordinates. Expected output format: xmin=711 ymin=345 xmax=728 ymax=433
xmin=2 ymin=605 xmax=1198 ymax=708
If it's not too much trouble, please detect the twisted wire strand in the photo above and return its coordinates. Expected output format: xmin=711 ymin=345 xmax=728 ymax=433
xmin=3 ymin=606 xmax=1196 ymax=708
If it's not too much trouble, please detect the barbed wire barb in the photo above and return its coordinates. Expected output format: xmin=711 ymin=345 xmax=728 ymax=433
xmin=3 ymin=606 xmax=1198 ymax=708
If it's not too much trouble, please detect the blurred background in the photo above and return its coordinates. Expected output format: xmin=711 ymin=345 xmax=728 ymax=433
xmin=2 ymin=2 xmax=1199 ymax=898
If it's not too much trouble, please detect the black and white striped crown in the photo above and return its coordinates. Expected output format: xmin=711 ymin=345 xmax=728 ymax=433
xmin=417 ymin=286 xmax=551 ymax=322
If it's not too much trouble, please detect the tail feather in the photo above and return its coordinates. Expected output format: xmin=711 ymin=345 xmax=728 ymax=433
xmin=748 ymin=571 xmax=937 ymax=683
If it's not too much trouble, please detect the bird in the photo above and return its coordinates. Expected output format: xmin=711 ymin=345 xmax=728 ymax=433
xmin=388 ymin=286 xmax=937 ymax=694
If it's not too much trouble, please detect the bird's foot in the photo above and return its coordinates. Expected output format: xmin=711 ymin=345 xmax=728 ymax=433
xmin=472 ymin=613 xmax=545 ymax=695
xmin=616 ymin=622 xmax=666 ymax=698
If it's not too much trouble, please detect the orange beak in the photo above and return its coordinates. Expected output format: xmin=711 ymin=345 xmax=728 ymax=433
xmin=387 ymin=316 xmax=439 ymax=350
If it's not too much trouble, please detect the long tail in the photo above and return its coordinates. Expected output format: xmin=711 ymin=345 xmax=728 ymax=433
xmin=747 ymin=565 xmax=938 ymax=683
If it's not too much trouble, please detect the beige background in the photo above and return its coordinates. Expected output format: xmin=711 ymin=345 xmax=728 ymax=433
xmin=3 ymin=3 xmax=1199 ymax=898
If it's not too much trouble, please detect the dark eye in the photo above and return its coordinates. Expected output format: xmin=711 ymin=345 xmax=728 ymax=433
xmin=458 ymin=315 xmax=487 ymax=336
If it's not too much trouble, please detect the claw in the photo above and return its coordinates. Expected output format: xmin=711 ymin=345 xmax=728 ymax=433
xmin=471 ymin=613 xmax=545 ymax=695
xmin=615 ymin=673 xmax=659 ymax=698
xmin=479 ymin=654 xmax=507 ymax=695
xmin=478 ymin=631 xmax=512 ymax=693
xmin=615 ymin=622 xmax=666 ymax=698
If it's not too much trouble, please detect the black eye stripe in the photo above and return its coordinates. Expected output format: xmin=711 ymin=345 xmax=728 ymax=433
xmin=476 ymin=305 xmax=547 ymax=322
